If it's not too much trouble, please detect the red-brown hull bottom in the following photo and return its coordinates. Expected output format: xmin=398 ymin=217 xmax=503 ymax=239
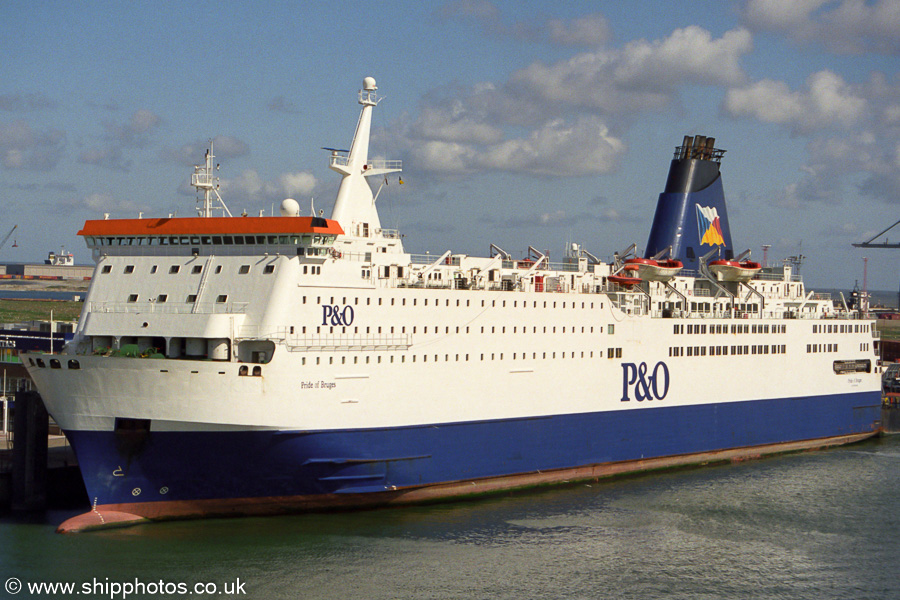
xmin=57 ymin=431 xmax=878 ymax=533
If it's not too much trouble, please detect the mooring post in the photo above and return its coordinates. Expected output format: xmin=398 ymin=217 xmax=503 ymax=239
xmin=11 ymin=390 xmax=49 ymax=511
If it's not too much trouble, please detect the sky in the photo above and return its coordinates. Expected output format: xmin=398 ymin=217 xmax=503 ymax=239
xmin=2 ymin=0 xmax=900 ymax=293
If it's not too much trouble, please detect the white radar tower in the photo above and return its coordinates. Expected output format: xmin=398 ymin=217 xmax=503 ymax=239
xmin=328 ymin=77 xmax=402 ymax=237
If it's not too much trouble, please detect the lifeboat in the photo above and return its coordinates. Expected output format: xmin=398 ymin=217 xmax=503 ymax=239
xmin=624 ymin=257 xmax=683 ymax=282
xmin=708 ymin=259 xmax=761 ymax=282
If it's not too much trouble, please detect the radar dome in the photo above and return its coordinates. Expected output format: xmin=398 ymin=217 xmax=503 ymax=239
xmin=280 ymin=198 xmax=300 ymax=217
xmin=362 ymin=77 xmax=377 ymax=91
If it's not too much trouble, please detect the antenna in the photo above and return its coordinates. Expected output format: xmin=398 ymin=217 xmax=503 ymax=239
xmin=191 ymin=140 xmax=233 ymax=218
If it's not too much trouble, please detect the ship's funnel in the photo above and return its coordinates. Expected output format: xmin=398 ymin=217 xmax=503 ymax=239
xmin=644 ymin=135 xmax=733 ymax=270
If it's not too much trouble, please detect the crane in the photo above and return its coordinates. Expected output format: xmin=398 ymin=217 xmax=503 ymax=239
xmin=0 ymin=225 xmax=17 ymax=249
xmin=853 ymin=217 xmax=900 ymax=248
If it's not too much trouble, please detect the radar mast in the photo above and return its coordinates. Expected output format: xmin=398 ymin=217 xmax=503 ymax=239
xmin=191 ymin=141 xmax=233 ymax=218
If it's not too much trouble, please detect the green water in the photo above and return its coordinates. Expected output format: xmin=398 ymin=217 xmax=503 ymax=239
xmin=2 ymin=435 xmax=899 ymax=599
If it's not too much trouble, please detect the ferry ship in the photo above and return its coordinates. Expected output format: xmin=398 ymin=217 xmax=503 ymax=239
xmin=23 ymin=77 xmax=882 ymax=532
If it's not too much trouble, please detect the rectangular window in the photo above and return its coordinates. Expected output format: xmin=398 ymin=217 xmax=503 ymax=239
xmin=169 ymin=265 xmax=180 ymax=274
xmin=127 ymin=294 xmax=138 ymax=303
xmin=264 ymin=264 xmax=275 ymax=274
xmin=216 ymin=294 xmax=228 ymax=303
xmin=124 ymin=265 xmax=134 ymax=274
xmin=187 ymin=294 xmax=197 ymax=303
xmin=192 ymin=265 xmax=202 ymax=274
xmin=239 ymin=265 xmax=250 ymax=274
xmin=157 ymin=294 xmax=168 ymax=303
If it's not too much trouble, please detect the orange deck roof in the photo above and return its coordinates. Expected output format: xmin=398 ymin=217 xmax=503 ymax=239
xmin=78 ymin=216 xmax=344 ymax=237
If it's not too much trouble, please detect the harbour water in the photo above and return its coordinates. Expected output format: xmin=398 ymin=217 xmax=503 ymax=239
xmin=1 ymin=434 xmax=898 ymax=599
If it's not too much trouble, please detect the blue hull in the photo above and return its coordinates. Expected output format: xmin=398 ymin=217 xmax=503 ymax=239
xmin=67 ymin=391 xmax=882 ymax=509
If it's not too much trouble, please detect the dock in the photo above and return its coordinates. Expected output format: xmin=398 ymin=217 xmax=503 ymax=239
xmin=884 ymin=394 xmax=900 ymax=433
xmin=0 ymin=391 xmax=86 ymax=511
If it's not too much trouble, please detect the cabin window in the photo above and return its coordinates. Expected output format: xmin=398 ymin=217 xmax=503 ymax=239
xmin=169 ymin=265 xmax=180 ymax=274
xmin=124 ymin=265 xmax=134 ymax=274
xmin=215 ymin=265 xmax=222 ymax=274
xmin=216 ymin=294 xmax=228 ymax=303
xmin=264 ymin=264 xmax=275 ymax=274
xmin=201 ymin=236 xmax=212 ymax=244
xmin=101 ymin=265 xmax=112 ymax=274
xmin=157 ymin=294 xmax=167 ymax=303
xmin=150 ymin=265 xmax=158 ymax=274
xmin=127 ymin=294 xmax=138 ymax=303
xmin=186 ymin=294 xmax=197 ymax=303
xmin=192 ymin=265 xmax=202 ymax=274
xmin=239 ymin=265 xmax=250 ymax=274
xmin=212 ymin=236 xmax=222 ymax=244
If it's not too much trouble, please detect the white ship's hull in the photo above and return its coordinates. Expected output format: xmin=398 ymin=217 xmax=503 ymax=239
xmin=25 ymin=297 xmax=882 ymax=531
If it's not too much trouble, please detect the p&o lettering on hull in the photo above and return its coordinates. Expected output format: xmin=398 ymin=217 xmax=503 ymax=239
xmin=621 ymin=361 xmax=670 ymax=402
xmin=322 ymin=305 xmax=355 ymax=326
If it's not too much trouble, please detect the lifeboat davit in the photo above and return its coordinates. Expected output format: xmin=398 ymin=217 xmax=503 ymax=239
xmin=624 ymin=257 xmax=684 ymax=282
xmin=708 ymin=259 xmax=761 ymax=282
xmin=608 ymin=274 xmax=642 ymax=287
xmin=609 ymin=264 xmax=642 ymax=287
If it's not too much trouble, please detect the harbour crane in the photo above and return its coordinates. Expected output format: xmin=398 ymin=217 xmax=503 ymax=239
xmin=0 ymin=225 xmax=17 ymax=250
xmin=853 ymin=217 xmax=900 ymax=248
xmin=853 ymin=217 xmax=900 ymax=310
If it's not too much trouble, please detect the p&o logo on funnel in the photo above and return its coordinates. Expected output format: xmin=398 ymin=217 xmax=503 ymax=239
xmin=696 ymin=204 xmax=725 ymax=246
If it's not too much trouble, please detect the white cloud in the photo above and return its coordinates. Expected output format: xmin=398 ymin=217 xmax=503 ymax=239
xmin=165 ymin=136 xmax=250 ymax=166
xmin=741 ymin=0 xmax=900 ymax=54
xmin=613 ymin=26 xmax=751 ymax=89
xmin=400 ymin=27 xmax=751 ymax=179
xmin=78 ymin=108 xmax=164 ymax=172
xmin=103 ymin=109 xmax=162 ymax=146
xmin=409 ymin=116 xmax=625 ymax=177
xmin=547 ymin=14 xmax=611 ymax=47
xmin=65 ymin=192 xmax=150 ymax=216
xmin=278 ymin=172 xmax=317 ymax=197
xmin=78 ymin=145 xmax=129 ymax=171
xmin=0 ymin=119 xmax=65 ymax=171
xmin=509 ymin=26 xmax=752 ymax=113
xmin=724 ymin=70 xmax=867 ymax=132
xmin=218 ymin=169 xmax=319 ymax=205
xmin=482 ymin=116 xmax=625 ymax=176
xmin=413 ymin=105 xmax=504 ymax=145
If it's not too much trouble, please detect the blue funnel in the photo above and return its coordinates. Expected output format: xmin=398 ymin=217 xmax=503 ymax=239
xmin=645 ymin=135 xmax=733 ymax=270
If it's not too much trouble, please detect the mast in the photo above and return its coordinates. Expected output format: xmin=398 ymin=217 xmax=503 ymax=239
xmin=191 ymin=141 xmax=233 ymax=218
xmin=328 ymin=77 xmax=401 ymax=237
